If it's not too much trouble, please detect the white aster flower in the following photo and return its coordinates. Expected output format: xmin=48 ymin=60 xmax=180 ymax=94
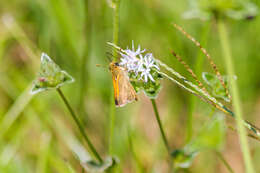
xmin=142 ymin=53 xmax=160 ymax=70
xmin=139 ymin=67 xmax=154 ymax=82
xmin=138 ymin=53 xmax=159 ymax=82
xmin=126 ymin=40 xmax=146 ymax=58
xmin=119 ymin=53 xmax=139 ymax=72
xmin=119 ymin=41 xmax=145 ymax=72
xmin=119 ymin=41 xmax=160 ymax=83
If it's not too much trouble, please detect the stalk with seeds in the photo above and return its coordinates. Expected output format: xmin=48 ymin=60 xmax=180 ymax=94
xmin=157 ymin=58 xmax=260 ymax=139
xmin=173 ymin=23 xmax=231 ymax=101
xmin=170 ymin=24 xmax=260 ymax=140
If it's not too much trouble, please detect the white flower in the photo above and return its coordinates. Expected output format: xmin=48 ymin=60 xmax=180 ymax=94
xmin=119 ymin=41 xmax=145 ymax=72
xmin=142 ymin=53 xmax=159 ymax=70
xmin=119 ymin=41 xmax=159 ymax=83
xmin=138 ymin=53 xmax=159 ymax=82
xmin=139 ymin=67 xmax=154 ymax=82
xmin=127 ymin=40 xmax=146 ymax=58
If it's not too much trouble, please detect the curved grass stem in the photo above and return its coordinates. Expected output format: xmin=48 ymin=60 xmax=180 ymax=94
xmin=150 ymin=99 xmax=170 ymax=153
xmin=57 ymin=88 xmax=103 ymax=163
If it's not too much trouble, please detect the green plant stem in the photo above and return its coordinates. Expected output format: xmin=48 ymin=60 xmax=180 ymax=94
xmin=186 ymin=22 xmax=211 ymax=143
xmin=151 ymin=99 xmax=170 ymax=153
xmin=217 ymin=19 xmax=254 ymax=173
xmin=56 ymin=88 xmax=103 ymax=163
xmin=216 ymin=151 xmax=234 ymax=173
xmin=112 ymin=0 xmax=120 ymax=60
xmin=109 ymin=0 xmax=120 ymax=155
xmin=79 ymin=0 xmax=92 ymax=119
xmin=109 ymin=94 xmax=115 ymax=154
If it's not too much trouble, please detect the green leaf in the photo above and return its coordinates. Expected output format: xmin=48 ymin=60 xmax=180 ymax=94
xmin=171 ymin=149 xmax=197 ymax=169
xmin=82 ymin=156 xmax=118 ymax=173
xmin=31 ymin=53 xmax=74 ymax=94
xmin=202 ymin=72 xmax=235 ymax=102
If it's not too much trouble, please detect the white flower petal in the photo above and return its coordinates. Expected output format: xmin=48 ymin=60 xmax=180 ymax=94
xmin=117 ymin=41 xmax=159 ymax=83
xmin=148 ymin=74 xmax=155 ymax=82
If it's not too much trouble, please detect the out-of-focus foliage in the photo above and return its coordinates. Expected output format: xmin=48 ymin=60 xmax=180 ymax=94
xmin=0 ymin=0 xmax=260 ymax=172
xmin=183 ymin=0 xmax=258 ymax=20
xmin=172 ymin=113 xmax=226 ymax=169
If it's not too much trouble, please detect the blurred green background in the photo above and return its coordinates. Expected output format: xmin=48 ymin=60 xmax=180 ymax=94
xmin=0 ymin=0 xmax=260 ymax=172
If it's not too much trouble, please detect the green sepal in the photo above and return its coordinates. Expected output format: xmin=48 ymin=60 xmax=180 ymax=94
xmin=130 ymin=69 xmax=163 ymax=99
xmin=129 ymin=72 xmax=143 ymax=94
xmin=31 ymin=53 xmax=74 ymax=94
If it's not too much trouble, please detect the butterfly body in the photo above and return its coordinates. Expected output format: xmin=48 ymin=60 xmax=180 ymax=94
xmin=109 ymin=62 xmax=138 ymax=107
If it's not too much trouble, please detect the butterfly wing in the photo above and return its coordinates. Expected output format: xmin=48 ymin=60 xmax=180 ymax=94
xmin=112 ymin=70 xmax=137 ymax=107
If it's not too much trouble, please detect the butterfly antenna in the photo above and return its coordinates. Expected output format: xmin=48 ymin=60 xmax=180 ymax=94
xmin=171 ymin=50 xmax=208 ymax=94
xmin=173 ymin=23 xmax=231 ymax=101
xmin=96 ymin=64 xmax=107 ymax=69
